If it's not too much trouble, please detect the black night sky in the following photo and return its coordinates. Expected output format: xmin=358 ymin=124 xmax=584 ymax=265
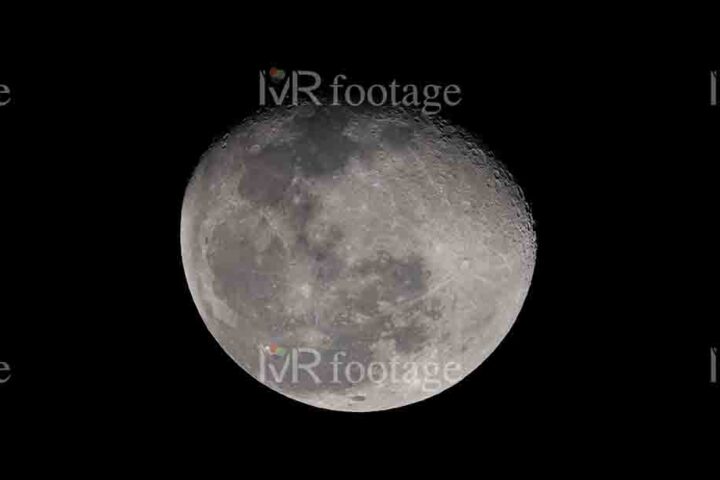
xmin=1 ymin=30 xmax=717 ymax=457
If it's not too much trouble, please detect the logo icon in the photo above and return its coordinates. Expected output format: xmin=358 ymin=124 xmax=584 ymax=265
xmin=269 ymin=67 xmax=286 ymax=83
xmin=265 ymin=343 xmax=287 ymax=357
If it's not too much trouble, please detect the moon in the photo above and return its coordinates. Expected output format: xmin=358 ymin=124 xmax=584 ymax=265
xmin=180 ymin=104 xmax=536 ymax=411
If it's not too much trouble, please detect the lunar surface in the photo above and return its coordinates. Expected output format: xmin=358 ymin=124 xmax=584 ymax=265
xmin=180 ymin=103 xmax=536 ymax=411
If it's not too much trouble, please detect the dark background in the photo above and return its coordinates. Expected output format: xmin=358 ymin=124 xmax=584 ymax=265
xmin=1 ymin=34 xmax=717 ymax=454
